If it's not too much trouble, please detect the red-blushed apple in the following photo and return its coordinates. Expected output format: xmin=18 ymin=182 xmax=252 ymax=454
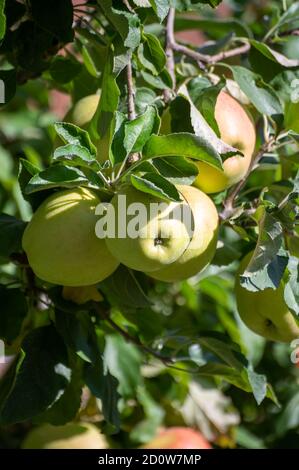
xmin=143 ymin=427 xmax=212 ymax=449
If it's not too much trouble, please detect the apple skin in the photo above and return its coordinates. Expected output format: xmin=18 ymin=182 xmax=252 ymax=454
xmin=147 ymin=185 xmax=218 ymax=282
xmin=22 ymin=187 xmax=119 ymax=286
xmin=105 ymin=186 xmax=192 ymax=273
xmin=22 ymin=423 xmax=108 ymax=449
xmin=62 ymin=285 xmax=103 ymax=304
xmin=143 ymin=427 xmax=212 ymax=449
xmin=235 ymin=251 xmax=299 ymax=343
xmin=65 ymin=94 xmax=100 ymax=128
xmin=284 ymin=101 xmax=299 ymax=133
xmin=192 ymin=91 xmax=256 ymax=193
xmin=57 ymin=94 xmax=109 ymax=164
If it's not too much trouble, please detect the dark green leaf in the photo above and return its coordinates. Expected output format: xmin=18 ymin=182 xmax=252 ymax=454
xmin=240 ymin=211 xmax=288 ymax=291
xmin=53 ymin=144 xmax=101 ymax=171
xmin=0 ymin=326 xmax=70 ymax=424
xmin=0 ymin=0 xmax=6 ymax=40
xmin=54 ymin=122 xmax=97 ymax=156
xmin=229 ymin=66 xmax=283 ymax=115
xmin=0 ymin=214 xmax=26 ymax=258
xmin=152 ymin=156 xmax=198 ymax=185
xmin=99 ymin=265 xmax=151 ymax=309
xmin=149 ymin=0 xmax=169 ymax=21
xmin=25 ymin=165 xmax=89 ymax=194
xmin=143 ymin=133 xmax=222 ymax=169
xmin=49 ymin=56 xmax=82 ymax=84
xmin=0 ymin=287 xmax=27 ymax=342
xmin=284 ymin=256 xmax=299 ymax=316
xmin=131 ymin=172 xmax=182 ymax=201
xmin=124 ymin=106 xmax=159 ymax=154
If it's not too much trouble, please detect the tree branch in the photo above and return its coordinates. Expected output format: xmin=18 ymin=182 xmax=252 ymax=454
xmin=93 ymin=304 xmax=199 ymax=373
xmin=171 ymin=40 xmax=250 ymax=65
xmin=126 ymin=59 xmax=136 ymax=121
xmin=165 ymin=8 xmax=176 ymax=90
xmin=220 ymin=137 xmax=276 ymax=220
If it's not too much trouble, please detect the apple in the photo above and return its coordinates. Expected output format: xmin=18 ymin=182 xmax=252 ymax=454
xmin=147 ymin=185 xmax=218 ymax=282
xmin=64 ymin=94 xmax=100 ymax=128
xmin=57 ymin=94 xmax=109 ymax=164
xmin=193 ymin=91 xmax=256 ymax=193
xmin=235 ymin=251 xmax=299 ymax=342
xmin=284 ymin=101 xmax=299 ymax=133
xmin=143 ymin=427 xmax=212 ymax=449
xmin=22 ymin=187 xmax=119 ymax=286
xmin=104 ymin=185 xmax=193 ymax=273
xmin=62 ymin=285 xmax=103 ymax=304
xmin=22 ymin=422 xmax=108 ymax=449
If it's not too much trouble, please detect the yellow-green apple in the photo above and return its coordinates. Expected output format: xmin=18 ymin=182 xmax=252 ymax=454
xmin=284 ymin=101 xmax=299 ymax=133
xmin=62 ymin=285 xmax=103 ymax=304
xmin=235 ymin=251 xmax=299 ymax=342
xmin=193 ymin=91 xmax=256 ymax=193
xmin=22 ymin=423 xmax=108 ymax=449
xmin=57 ymin=94 xmax=109 ymax=163
xmin=143 ymin=427 xmax=212 ymax=449
xmin=147 ymin=185 xmax=218 ymax=282
xmin=22 ymin=187 xmax=119 ymax=286
xmin=104 ymin=185 xmax=193 ymax=273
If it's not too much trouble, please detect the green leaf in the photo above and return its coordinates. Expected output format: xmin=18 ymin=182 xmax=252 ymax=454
xmin=124 ymin=106 xmax=159 ymax=154
xmin=49 ymin=56 xmax=82 ymax=84
xmin=250 ymin=40 xmax=299 ymax=68
xmin=284 ymin=256 xmax=299 ymax=316
xmin=55 ymin=309 xmax=100 ymax=363
xmin=0 ymin=287 xmax=28 ymax=342
xmin=138 ymin=33 xmax=166 ymax=75
xmin=53 ymin=144 xmax=101 ymax=171
xmin=0 ymin=0 xmax=6 ymax=40
xmin=0 ymin=326 xmax=70 ymax=424
xmin=99 ymin=265 xmax=151 ymax=309
xmin=89 ymin=49 xmax=120 ymax=140
xmin=100 ymin=0 xmax=141 ymax=50
xmin=265 ymin=2 xmax=299 ymax=40
xmin=240 ymin=211 xmax=288 ymax=291
xmin=141 ymin=69 xmax=172 ymax=90
xmin=84 ymin=359 xmax=120 ymax=430
xmin=152 ymin=156 xmax=199 ymax=185
xmin=275 ymin=391 xmax=299 ymax=436
xmin=104 ymin=335 xmax=142 ymax=397
xmin=130 ymin=387 xmax=164 ymax=444
xmin=143 ymin=133 xmax=223 ymax=169
xmin=0 ymin=214 xmax=26 ymax=258
xmin=149 ymin=0 xmax=169 ymax=21
xmin=247 ymin=367 xmax=267 ymax=406
xmin=131 ymin=172 xmax=182 ymax=201
xmin=54 ymin=122 xmax=97 ymax=156
xmin=25 ymin=165 xmax=90 ymax=194
xmin=178 ymin=85 xmax=239 ymax=157
xmin=36 ymin=358 xmax=83 ymax=425
xmin=229 ymin=66 xmax=283 ymax=115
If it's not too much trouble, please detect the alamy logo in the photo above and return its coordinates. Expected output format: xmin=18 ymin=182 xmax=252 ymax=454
xmin=95 ymin=195 xmax=194 ymax=240
xmin=290 ymin=339 xmax=299 ymax=364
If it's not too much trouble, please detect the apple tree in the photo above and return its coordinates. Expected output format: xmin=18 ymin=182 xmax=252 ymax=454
xmin=0 ymin=0 xmax=299 ymax=449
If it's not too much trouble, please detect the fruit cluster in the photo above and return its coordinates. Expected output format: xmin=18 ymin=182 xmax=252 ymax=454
xmin=22 ymin=91 xmax=299 ymax=344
